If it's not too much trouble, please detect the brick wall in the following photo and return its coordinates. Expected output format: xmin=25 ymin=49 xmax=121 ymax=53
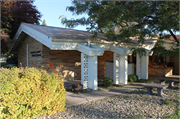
xmin=18 ymin=36 xmax=43 ymax=68
xmin=42 ymin=45 xmax=81 ymax=80
xmin=170 ymin=56 xmax=179 ymax=75
xmin=98 ymin=51 xmax=114 ymax=79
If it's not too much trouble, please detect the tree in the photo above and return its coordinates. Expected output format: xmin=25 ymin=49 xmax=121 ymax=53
xmin=42 ymin=19 xmax=47 ymax=26
xmin=1 ymin=0 xmax=42 ymax=55
xmin=61 ymin=1 xmax=179 ymax=45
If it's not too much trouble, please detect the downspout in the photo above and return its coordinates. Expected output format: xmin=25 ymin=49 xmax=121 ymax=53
xmin=27 ymin=44 xmax=28 ymax=68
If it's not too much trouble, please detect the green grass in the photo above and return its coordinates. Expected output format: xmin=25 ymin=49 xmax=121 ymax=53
xmin=165 ymin=95 xmax=180 ymax=119
xmin=165 ymin=107 xmax=180 ymax=119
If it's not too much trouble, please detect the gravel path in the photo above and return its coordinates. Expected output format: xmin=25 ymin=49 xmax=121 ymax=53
xmin=37 ymin=84 xmax=179 ymax=119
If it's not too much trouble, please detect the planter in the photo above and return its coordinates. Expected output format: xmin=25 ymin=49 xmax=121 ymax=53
xmin=148 ymin=67 xmax=173 ymax=76
xmin=72 ymin=84 xmax=83 ymax=93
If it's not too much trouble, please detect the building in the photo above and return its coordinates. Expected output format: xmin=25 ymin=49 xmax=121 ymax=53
xmin=10 ymin=23 xmax=179 ymax=90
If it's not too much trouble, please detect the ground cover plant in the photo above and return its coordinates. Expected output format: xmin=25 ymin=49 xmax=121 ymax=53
xmin=0 ymin=67 xmax=66 ymax=119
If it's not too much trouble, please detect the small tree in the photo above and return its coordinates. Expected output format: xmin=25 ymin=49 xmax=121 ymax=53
xmin=42 ymin=19 xmax=47 ymax=26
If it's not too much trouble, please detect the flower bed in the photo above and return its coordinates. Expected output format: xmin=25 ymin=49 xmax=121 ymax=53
xmin=148 ymin=62 xmax=167 ymax=68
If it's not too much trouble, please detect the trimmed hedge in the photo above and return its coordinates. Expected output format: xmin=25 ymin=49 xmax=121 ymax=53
xmin=128 ymin=74 xmax=139 ymax=82
xmin=0 ymin=67 xmax=66 ymax=119
xmin=103 ymin=77 xmax=113 ymax=87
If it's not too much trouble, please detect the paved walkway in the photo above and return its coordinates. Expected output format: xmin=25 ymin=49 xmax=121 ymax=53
xmin=65 ymin=83 xmax=144 ymax=107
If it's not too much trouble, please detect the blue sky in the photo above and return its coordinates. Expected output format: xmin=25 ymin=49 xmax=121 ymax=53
xmin=33 ymin=0 xmax=88 ymax=31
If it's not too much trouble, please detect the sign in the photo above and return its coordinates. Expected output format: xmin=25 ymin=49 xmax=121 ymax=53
xmin=31 ymin=50 xmax=41 ymax=57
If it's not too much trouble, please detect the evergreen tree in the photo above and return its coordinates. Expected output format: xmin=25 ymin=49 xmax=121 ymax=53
xmin=42 ymin=19 xmax=47 ymax=26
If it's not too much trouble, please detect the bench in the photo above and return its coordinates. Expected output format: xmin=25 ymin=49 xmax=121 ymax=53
xmin=158 ymin=78 xmax=179 ymax=88
xmin=142 ymin=83 xmax=168 ymax=97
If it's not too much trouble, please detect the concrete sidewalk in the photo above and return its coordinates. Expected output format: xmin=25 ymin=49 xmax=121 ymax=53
xmin=66 ymin=84 xmax=144 ymax=107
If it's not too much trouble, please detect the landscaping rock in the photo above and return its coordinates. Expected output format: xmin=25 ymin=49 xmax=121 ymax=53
xmin=36 ymin=84 xmax=179 ymax=119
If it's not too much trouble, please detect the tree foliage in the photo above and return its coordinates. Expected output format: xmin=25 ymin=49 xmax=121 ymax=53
xmin=1 ymin=0 xmax=42 ymax=54
xmin=61 ymin=1 xmax=179 ymax=45
xmin=42 ymin=19 xmax=47 ymax=26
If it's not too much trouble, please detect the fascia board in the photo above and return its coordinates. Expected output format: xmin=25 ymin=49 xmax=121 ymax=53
xmin=77 ymin=44 xmax=91 ymax=55
xmin=89 ymin=45 xmax=105 ymax=56
xmin=52 ymin=38 xmax=89 ymax=43
xmin=144 ymin=41 xmax=157 ymax=50
xmin=90 ymin=43 xmax=112 ymax=50
xmin=13 ymin=24 xmax=23 ymax=40
xmin=77 ymin=44 xmax=104 ymax=56
xmin=50 ymin=42 xmax=84 ymax=50
xmin=16 ymin=23 xmax=52 ymax=49
xmin=109 ymin=46 xmax=124 ymax=55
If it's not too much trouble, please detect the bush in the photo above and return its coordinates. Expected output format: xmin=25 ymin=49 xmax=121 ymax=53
xmin=0 ymin=67 xmax=66 ymax=119
xmin=103 ymin=77 xmax=113 ymax=87
xmin=128 ymin=74 xmax=139 ymax=82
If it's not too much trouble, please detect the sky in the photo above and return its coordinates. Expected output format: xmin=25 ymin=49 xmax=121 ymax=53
xmin=33 ymin=0 xmax=179 ymax=35
xmin=33 ymin=0 xmax=88 ymax=31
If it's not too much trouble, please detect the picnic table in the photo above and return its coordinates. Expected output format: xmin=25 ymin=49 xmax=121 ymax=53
xmin=142 ymin=83 xmax=168 ymax=97
xmin=158 ymin=78 xmax=179 ymax=88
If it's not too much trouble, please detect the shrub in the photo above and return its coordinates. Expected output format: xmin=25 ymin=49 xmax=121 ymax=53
xmin=0 ymin=67 xmax=66 ymax=119
xmin=128 ymin=74 xmax=139 ymax=82
xmin=103 ymin=77 xmax=113 ymax=87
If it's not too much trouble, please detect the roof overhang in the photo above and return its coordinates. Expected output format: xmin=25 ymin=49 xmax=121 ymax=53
xmin=10 ymin=22 xmax=159 ymax=55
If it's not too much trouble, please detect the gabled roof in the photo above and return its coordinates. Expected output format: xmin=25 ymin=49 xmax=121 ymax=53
xmin=18 ymin=23 xmax=108 ymax=41
xmin=10 ymin=22 xmax=158 ymax=54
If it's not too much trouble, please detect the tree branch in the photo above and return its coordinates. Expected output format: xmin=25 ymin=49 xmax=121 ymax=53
xmin=169 ymin=29 xmax=179 ymax=44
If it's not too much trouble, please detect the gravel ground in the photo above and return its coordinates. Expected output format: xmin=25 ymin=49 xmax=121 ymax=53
xmin=37 ymin=83 xmax=179 ymax=119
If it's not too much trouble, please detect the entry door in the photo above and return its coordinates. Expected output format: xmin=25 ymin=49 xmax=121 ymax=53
xmin=105 ymin=61 xmax=113 ymax=79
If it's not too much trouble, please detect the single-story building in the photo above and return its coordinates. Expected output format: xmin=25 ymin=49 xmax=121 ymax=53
xmin=10 ymin=23 xmax=179 ymax=90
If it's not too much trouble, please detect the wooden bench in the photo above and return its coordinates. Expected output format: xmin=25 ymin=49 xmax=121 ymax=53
xmin=158 ymin=78 xmax=179 ymax=88
xmin=142 ymin=83 xmax=168 ymax=97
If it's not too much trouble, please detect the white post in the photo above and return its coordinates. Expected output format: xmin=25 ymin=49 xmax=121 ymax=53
xmin=26 ymin=44 xmax=28 ymax=68
xmin=113 ymin=53 xmax=120 ymax=84
xmin=119 ymin=55 xmax=128 ymax=84
xmin=140 ymin=55 xmax=149 ymax=79
xmin=81 ymin=53 xmax=88 ymax=89
xmin=136 ymin=54 xmax=141 ymax=79
xmin=88 ymin=56 xmax=98 ymax=90
xmin=81 ymin=53 xmax=84 ymax=86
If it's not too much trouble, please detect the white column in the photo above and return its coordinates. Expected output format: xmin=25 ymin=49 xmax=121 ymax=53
xmin=26 ymin=44 xmax=29 ymax=68
xmin=136 ymin=54 xmax=141 ymax=79
xmin=113 ymin=53 xmax=120 ymax=84
xmin=119 ymin=55 xmax=128 ymax=84
xmin=88 ymin=56 xmax=98 ymax=90
xmin=81 ymin=53 xmax=84 ymax=86
xmin=140 ymin=55 xmax=149 ymax=79
xmin=81 ymin=53 xmax=88 ymax=89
